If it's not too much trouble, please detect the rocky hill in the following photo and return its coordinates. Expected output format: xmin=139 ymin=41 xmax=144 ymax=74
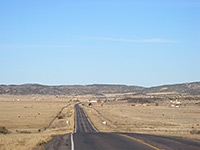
xmin=0 ymin=84 xmax=143 ymax=95
xmin=141 ymin=82 xmax=200 ymax=95
xmin=0 ymin=82 xmax=199 ymax=95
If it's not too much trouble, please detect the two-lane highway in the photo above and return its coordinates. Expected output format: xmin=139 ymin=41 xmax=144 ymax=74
xmin=73 ymin=104 xmax=161 ymax=150
xmin=74 ymin=104 xmax=97 ymax=133
xmin=72 ymin=104 xmax=200 ymax=150
xmin=44 ymin=104 xmax=200 ymax=150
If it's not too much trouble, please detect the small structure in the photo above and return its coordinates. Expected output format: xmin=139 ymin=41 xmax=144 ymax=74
xmin=169 ymin=100 xmax=181 ymax=108
xmin=142 ymin=104 xmax=148 ymax=107
xmin=94 ymin=103 xmax=103 ymax=107
xmin=102 ymin=121 xmax=107 ymax=125
xmin=88 ymin=100 xmax=97 ymax=103
xmin=131 ymin=104 xmax=148 ymax=107
xmin=88 ymin=100 xmax=97 ymax=107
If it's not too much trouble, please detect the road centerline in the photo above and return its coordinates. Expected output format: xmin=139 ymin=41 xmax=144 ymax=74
xmin=119 ymin=134 xmax=162 ymax=150
xmin=78 ymin=105 xmax=88 ymax=133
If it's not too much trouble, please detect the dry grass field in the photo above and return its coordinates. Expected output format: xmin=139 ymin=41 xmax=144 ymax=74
xmin=83 ymin=101 xmax=200 ymax=140
xmin=0 ymin=95 xmax=75 ymax=150
xmin=1 ymin=93 xmax=200 ymax=149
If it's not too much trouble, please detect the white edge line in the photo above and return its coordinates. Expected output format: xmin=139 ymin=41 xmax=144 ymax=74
xmin=75 ymin=105 xmax=77 ymax=133
xmin=71 ymin=105 xmax=77 ymax=150
xmin=71 ymin=133 xmax=74 ymax=150
xmin=82 ymin=108 xmax=98 ymax=132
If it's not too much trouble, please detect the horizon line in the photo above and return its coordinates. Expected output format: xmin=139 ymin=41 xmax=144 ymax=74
xmin=0 ymin=81 xmax=199 ymax=88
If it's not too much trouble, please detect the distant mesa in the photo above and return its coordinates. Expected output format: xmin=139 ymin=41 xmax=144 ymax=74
xmin=0 ymin=82 xmax=200 ymax=95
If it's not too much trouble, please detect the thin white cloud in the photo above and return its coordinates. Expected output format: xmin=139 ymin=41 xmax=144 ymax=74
xmin=0 ymin=45 xmax=98 ymax=49
xmin=93 ymin=37 xmax=177 ymax=43
xmin=0 ymin=45 xmax=76 ymax=49
xmin=0 ymin=37 xmax=177 ymax=50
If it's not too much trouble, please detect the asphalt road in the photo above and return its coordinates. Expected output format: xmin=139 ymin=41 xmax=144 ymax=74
xmin=74 ymin=103 xmax=98 ymax=133
xmin=43 ymin=104 xmax=200 ymax=150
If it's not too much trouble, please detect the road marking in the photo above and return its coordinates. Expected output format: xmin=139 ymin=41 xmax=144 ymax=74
xmin=75 ymin=106 xmax=77 ymax=133
xmin=119 ymin=134 xmax=162 ymax=150
xmin=82 ymin=113 xmax=94 ymax=132
xmin=71 ymin=133 xmax=74 ymax=150
xmin=82 ymin=108 xmax=98 ymax=132
xmin=78 ymin=107 xmax=88 ymax=133
xmin=78 ymin=107 xmax=83 ymax=133
xmin=81 ymin=109 xmax=94 ymax=132
xmin=75 ymin=104 xmax=98 ymax=133
xmin=76 ymin=106 xmax=81 ymax=132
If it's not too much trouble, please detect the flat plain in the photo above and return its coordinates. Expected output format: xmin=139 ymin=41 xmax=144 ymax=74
xmin=1 ymin=92 xmax=200 ymax=150
xmin=83 ymin=99 xmax=200 ymax=140
xmin=0 ymin=95 xmax=74 ymax=150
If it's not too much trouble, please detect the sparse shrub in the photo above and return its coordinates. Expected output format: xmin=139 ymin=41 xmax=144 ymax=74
xmin=57 ymin=114 xmax=65 ymax=119
xmin=190 ymin=130 xmax=200 ymax=134
xmin=16 ymin=130 xmax=31 ymax=134
xmin=126 ymin=127 xmax=131 ymax=131
xmin=0 ymin=126 xmax=10 ymax=134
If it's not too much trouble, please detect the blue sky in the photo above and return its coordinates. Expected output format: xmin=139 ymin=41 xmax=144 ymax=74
xmin=0 ymin=0 xmax=200 ymax=87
